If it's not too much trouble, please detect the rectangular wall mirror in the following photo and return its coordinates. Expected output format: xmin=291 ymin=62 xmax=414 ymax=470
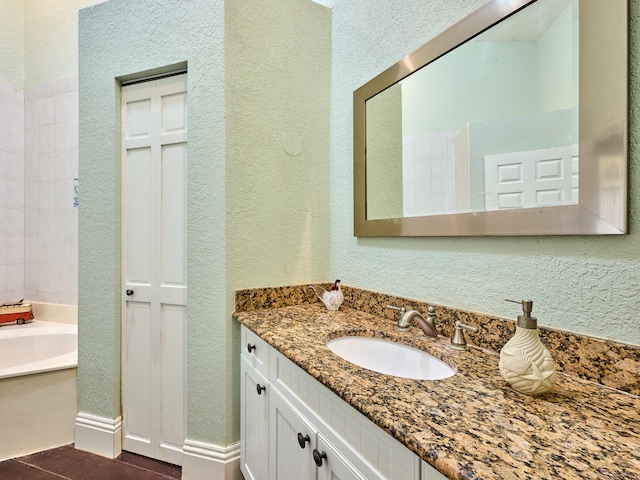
xmin=354 ymin=0 xmax=627 ymax=236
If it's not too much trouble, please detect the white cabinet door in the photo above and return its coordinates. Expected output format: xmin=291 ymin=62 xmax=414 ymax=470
xmin=270 ymin=388 xmax=318 ymax=480
xmin=315 ymin=434 xmax=367 ymax=480
xmin=122 ymin=73 xmax=188 ymax=466
xmin=241 ymin=356 xmax=270 ymax=480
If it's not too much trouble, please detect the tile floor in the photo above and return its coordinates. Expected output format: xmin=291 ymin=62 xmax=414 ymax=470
xmin=0 ymin=444 xmax=181 ymax=480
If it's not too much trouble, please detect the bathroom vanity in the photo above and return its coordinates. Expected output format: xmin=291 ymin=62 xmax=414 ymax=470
xmin=240 ymin=325 xmax=441 ymax=479
xmin=235 ymin=285 xmax=640 ymax=480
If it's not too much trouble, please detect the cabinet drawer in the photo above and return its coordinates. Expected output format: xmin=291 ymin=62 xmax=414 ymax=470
xmin=241 ymin=325 xmax=270 ymax=377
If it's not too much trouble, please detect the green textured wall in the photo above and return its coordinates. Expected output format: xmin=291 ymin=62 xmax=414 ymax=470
xmin=78 ymin=0 xmax=330 ymax=449
xmin=226 ymin=0 xmax=331 ymax=290
xmin=331 ymin=0 xmax=640 ymax=347
xmin=225 ymin=0 xmax=331 ymax=440
xmin=74 ymin=0 xmax=639 ymax=454
xmin=78 ymin=0 xmax=227 ymax=443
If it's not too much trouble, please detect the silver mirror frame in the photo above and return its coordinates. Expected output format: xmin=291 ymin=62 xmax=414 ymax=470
xmin=354 ymin=0 xmax=627 ymax=237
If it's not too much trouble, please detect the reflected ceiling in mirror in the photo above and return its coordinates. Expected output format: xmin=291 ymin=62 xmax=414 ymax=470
xmin=354 ymin=0 xmax=627 ymax=236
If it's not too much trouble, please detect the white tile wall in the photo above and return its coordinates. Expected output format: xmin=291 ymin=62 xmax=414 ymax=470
xmin=0 ymin=81 xmax=25 ymax=156
xmin=23 ymin=76 xmax=79 ymax=306
xmin=0 ymin=80 xmax=25 ymax=304
xmin=402 ymin=130 xmax=461 ymax=217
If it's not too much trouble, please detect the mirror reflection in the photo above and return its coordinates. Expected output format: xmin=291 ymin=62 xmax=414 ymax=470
xmin=365 ymin=0 xmax=579 ymax=221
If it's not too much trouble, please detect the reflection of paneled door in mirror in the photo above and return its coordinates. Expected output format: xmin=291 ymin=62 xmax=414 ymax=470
xmin=484 ymin=144 xmax=578 ymax=211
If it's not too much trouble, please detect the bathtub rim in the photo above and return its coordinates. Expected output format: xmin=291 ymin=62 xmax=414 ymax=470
xmin=0 ymin=320 xmax=78 ymax=380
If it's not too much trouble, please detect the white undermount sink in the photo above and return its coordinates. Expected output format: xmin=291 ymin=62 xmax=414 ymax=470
xmin=326 ymin=336 xmax=455 ymax=380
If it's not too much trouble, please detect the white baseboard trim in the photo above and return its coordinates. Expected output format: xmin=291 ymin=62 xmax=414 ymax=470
xmin=74 ymin=412 xmax=122 ymax=459
xmin=182 ymin=439 xmax=241 ymax=480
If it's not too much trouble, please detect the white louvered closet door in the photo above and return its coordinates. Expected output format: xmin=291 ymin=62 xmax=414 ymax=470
xmin=121 ymin=73 xmax=187 ymax=466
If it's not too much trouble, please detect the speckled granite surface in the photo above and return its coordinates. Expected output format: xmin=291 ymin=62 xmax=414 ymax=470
xmin=236 ymin=284 xmax=640 ymax=395
xmin=234 ymin=284 xmax=640 ymax=480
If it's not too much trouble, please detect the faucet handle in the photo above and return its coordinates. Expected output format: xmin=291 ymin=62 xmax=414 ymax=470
xmin=386 ymin=305 xmax=405 ymax=318
xmin=386 ymin=305 xmax=405 ymax=313
xmin=386 ymin=305 xmax=407 ymax=329
xmin=448 ymin=320 xmax=478 ymax=351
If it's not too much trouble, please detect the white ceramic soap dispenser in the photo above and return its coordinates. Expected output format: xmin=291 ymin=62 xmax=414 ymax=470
xmin=499 ymin=299 xmax=557 ymax=395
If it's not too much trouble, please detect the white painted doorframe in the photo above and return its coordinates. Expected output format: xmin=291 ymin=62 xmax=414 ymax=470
xmin=121 ymin=73 xmax=188 ymax=466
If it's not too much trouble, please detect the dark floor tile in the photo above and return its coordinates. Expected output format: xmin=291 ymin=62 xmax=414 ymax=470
xmin=117 ymin=452 xmax=181 ymax=479
xmin=0 ymin=460 xmax=65 ymax=480
xmin=19 ymin=445 xmax=176 ymax=480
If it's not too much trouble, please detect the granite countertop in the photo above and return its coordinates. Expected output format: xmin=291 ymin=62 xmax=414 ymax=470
xmin=234 ymin=303 xmax=640 ymax=480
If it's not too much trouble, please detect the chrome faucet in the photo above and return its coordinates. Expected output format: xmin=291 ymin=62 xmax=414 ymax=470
xmin=386 ymin=305 xmax=439 ymax=338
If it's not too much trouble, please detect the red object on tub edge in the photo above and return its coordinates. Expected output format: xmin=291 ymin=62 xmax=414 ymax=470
xmin=0 ymin=300 xmax=33 ymax=325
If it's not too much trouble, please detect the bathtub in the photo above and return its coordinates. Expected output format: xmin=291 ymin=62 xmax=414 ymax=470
xmin=0 ymin=320 xmax=77 ymax=379
xmin=0 ymin=319 xmax=78 ymax=461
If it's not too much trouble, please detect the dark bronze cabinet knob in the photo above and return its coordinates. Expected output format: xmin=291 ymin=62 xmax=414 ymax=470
xmin=256 ymin=383 xmax=266 ymax=395
xmin=313 ymin=449 xmax=327 ymax=467
xmin=247 ymin=343 xmax=256 ymax=353
xmin=297 ymin=433 xmax=310 ymax=449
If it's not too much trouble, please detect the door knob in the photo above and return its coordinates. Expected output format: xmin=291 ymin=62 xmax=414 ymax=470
xmin=126 ymin=289 xmax=134 ymax=296
xmin=256 ymin=384 xmax=266 ymax=395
